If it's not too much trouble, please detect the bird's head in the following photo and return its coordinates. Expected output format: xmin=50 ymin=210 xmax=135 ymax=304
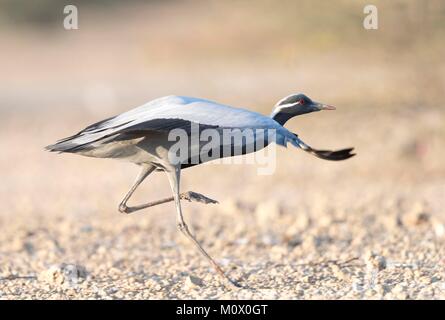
xmin=270 ymin=93 xmax=335 ymax=125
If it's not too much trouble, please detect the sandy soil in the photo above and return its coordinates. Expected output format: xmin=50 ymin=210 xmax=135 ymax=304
xmin=0 ymin=109 xmax=444 ymax=300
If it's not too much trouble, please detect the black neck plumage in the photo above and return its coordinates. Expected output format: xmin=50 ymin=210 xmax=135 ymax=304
xmin=271 ymin=111 xmax=295 ymax=126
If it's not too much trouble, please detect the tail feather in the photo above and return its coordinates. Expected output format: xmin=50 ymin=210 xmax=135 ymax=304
xmin=45 ymin=130 xmax=137 ymax=153
xmin=45 ymin=132 xmax=90 ymax=153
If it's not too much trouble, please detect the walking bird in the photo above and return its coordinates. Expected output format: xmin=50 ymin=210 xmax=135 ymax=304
xmin=46 ymin=93 xmax=355 ymax=288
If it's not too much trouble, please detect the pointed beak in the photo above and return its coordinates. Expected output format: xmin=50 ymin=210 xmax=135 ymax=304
xmin=317 ymin=103 xmax=336 ymax=111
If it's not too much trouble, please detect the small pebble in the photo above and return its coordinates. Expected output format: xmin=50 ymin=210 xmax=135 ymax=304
xmin=185 ymin=275 xmax=204 ymax=288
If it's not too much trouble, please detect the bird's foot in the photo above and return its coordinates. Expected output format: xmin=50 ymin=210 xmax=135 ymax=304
xmin=222 ymin=277 xmax=243 ymax=290
xmin=180 ymin=191 xmax=218 ymax=205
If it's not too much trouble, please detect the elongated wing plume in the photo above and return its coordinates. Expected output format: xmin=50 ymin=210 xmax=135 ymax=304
xmin=303 ymin=147 xmax=355 ymax=161
xmin=290 ymin=134 xmax=355 ymax=161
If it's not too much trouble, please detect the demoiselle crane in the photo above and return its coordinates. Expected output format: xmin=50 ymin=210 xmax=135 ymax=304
xmin=46 ymin=93 xmax=355 ymax=288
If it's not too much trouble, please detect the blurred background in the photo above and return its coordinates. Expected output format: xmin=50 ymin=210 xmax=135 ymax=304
xmin=0 ymin=0 xmax=444 ymax=299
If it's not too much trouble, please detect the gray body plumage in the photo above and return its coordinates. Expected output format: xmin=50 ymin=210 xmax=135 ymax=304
xmin=46 ymin=95 xmax=302 ymax=167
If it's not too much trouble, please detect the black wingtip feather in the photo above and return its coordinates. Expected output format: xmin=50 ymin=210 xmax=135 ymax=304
xmin=44 ymin=140 xmax=79 ymax=153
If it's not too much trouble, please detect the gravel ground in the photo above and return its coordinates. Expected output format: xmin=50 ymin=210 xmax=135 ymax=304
xmin=1 ymin=110 xmax=444 ymax=300
xmin=1 ymin=0 xmax=444 ymax=300
xmin=0 ymin=184 xmax=444 ymax=299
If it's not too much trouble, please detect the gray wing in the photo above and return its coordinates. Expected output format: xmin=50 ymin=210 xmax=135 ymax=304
xmin=45 ymin=95 xmax=289 ymax=153
xmin=45 ymin=118 xmax=219 ymax=153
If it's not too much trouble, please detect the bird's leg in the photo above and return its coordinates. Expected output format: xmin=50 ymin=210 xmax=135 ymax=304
xmin=121 ymin=192 xmax=218 ymax=214
xmin=118 ymin=165 xmax=156 ymax=213
xmin=119 ymin=165 xmax=218 ymax=214
xmin=165 ymin=166 xmax=240 ymax=289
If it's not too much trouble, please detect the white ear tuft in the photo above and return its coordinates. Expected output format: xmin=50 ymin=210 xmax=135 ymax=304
xmin=274 ymin=93 xmax=304 ymax=107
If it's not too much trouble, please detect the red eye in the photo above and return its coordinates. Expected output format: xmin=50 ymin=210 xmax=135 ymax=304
xmin=299 ymin=98 xmax=305 ymax=105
